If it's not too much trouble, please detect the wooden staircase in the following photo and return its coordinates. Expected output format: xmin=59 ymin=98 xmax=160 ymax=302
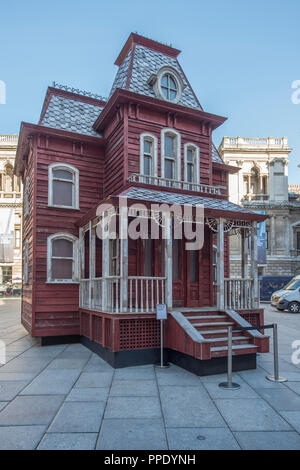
xmin=183 ymin=311 xmax=259 ymax=358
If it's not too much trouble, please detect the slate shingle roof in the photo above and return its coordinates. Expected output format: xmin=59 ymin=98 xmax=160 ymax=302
xmin=41 ymin=95 xmax=104 ymax=137
xmin=122 ymin=187 xmax=254 ymax=215
xmin=110 ymin=45 xmax=201 ymax=111
xmin=212 ymin=144 xmax=223 ymax=164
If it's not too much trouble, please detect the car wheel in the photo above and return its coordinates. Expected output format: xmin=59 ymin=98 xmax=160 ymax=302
xmin=288 ymin=302 xmax=300 ymax=313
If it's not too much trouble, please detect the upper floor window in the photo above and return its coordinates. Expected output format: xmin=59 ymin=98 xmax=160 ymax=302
xmin=24 ymin=239 xmax=29 ymax=284
xmin=184 ymin=143 xmax=200 ymax=188
xmin=48 ymin=163 xmax=79 ymax=209
xmin=155 ymin=67 xmax=183 ymax=103
xmin=140 ymin=134 xmax=158 ymax=180
xmin=161 ymin=128 xmax=181 ymax=182
xmin=47 ymin=233 xmax=78 ymax=283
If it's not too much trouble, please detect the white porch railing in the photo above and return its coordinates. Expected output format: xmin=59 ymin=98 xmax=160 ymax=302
xmin=79 ymin=276 xmax=166 ymax=313
xmin=127 ymin=173 xmax=226 ymax=196
xmin=128 ymin=276 xmax=166 ymax=313
xmin=224 ymin=278 xmax=254 ymax=310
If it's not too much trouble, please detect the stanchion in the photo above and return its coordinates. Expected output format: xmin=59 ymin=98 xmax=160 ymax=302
xmin=155 ymin=304 xmax=169 ymax=369
xmin=266 ymin=324 xmax=287 ymax=383
xmin=219 ymin=326 xmax=241 ymax=389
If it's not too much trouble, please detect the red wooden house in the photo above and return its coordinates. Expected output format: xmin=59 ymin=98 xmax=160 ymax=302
xmin=14 ymin=33 xmax=269 ymax=375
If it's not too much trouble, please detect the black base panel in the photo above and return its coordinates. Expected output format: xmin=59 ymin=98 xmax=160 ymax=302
xmin=40 ymin=335 xmax=256 ymax=376
xmin=40 ymin=335 xmax=80 ymax=346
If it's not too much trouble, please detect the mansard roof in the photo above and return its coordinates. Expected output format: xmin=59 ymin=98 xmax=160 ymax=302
xmin=39 ymin=89 xmax=105 ymax=137
xmin=110 ymin=34 xmax=201 ymax=111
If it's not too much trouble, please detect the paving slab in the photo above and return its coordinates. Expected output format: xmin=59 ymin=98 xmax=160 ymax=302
xmin=110 ymin=380 xmax=158 ymax=396
xmin=279 ymin=411 xmax=300 ymax=432
xmin=114 ymin=365 xmax=155 ymax=381
xmin=159 ymin=385 xmax=225 ymax=428
xmin=0 ymin=372 xmax=36 ymax=382
xmin=48 ymin=401 xmax=105 ymax=433
xmin=0 ymin=380 xmax=28 ymax=400
xmin=234 ymin=431 xmax=300 ymax=450
xmin=166 ymin=427 xmax=240 ymax=450
xmin=203 ymin=378 xmax=259 ymax=399
xmin=0 ymin=356 xmax=53 ymax=373
xmin=239 ymin=369 xmax=286 ymax=389
xmin=104 ymin=396 xmax=162 ymax=419
xmin=256 ymin=388 xmax=300 ymax=411
xmin=66 ymin=387 xmax=110 ymax=402
xmin=0 ymin=425 xmax=47 ymax=450
xmin=215 ymin=398 xmax=292 ymax=431
xmin=38 ymin=432 xmax=98 ymax=450
xmin=46 ymin=357 xmax=89 ymax=370
xmin=285 ymin=382 xmax=300 ymax=394
xmin=155 ymin=366 xmax=202 ymax=386
xmin=20 ymin=369 xmax=82 ymax=395
xmin=0 ymin=402 xmax=8 ymax=411
xmin=0 ymin=395 xmax=65 ymax=425
xmin=75 ymin=371 xmax=114 ymax=388
xmin=97 ymin=419 xmax=167 ymax=450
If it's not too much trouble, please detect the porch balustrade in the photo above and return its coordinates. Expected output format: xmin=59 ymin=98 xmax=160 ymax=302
xmin=79 ymin=276 xmax=166 ymax=314
xmin=224 ymin=278 xmax=255 ymax=310
xmin=127 ymin=173 xmax=226 ymax=196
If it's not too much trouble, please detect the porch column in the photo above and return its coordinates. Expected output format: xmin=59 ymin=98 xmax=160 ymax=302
xmin=79 ymin=227 xmax=84 ymax=308
xmin=89 ymin=221 xmax=96 ymax=309
xmin=120 ymin=208 xmax=128 ymax=313
xmin=102 ymin=213 xmax=110 ymax=311
xmin=217 ymin=218 xmax=225 ymax=310
xmin=164 ymin=214 xmax=172 ymax=310
xmin=241 ymin=228 xmax=249 ymax=278
xmin=250 ymin=221 xmax=259 ymax=308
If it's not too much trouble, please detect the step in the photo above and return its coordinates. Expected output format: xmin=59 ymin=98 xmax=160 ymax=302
xmin=194 ymin=322 xmax=235 ymax=328
xmin=206 ymin=336 xmax=248 ymax=343
xmin=185 ymin=315 xmax=227 ymax=320
xmin=210 ymin=343 xmax=258 ymax=358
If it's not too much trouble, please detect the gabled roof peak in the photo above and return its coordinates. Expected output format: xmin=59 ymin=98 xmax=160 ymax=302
xmin=115 ymin=33 xmax=181 ymax=66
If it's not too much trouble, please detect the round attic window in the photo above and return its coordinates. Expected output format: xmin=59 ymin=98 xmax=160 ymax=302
xmin=156 ymin=67 xmax=183 ymax=103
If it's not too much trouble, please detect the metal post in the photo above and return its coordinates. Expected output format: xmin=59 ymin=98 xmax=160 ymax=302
xmin=266 ymin=324 xmax=287 ymax=383
xmin=161 ymin=319 xmax=164 ymax=367
xmin=219 ymin=326 xmax=240 ymax=389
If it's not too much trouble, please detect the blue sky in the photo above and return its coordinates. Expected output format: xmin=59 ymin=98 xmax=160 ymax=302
xmin=0 ymin=0 xmax=299 ymax=183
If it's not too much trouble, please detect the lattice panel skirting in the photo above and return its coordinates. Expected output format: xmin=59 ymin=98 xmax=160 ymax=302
xmin=119 ymin=319 xmax=161 ymax=350
xmin=241 ymin=313 xmax=260 ymax=327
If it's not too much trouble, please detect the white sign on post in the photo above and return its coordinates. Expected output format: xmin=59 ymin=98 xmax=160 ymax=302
xmin=156 ymin=304 xmax=167 ymax=320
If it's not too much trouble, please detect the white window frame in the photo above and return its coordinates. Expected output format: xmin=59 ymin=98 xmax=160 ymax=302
xmin=184 ymin=143 xmax=200 ymax=185
xmin=24 ymin=178 xmax=29 ymax=216
xmin=47 ymin=233 xmax=79 ymax=283
xmin=140 ymin=133 xmax=158 ymax=178
xmin=161 ymin=128 xmax=181 ymax=181
xmin=24 ymin=239 xmax=29 ymax=284
xmin=48 ymin=163 xmax=79 ymax=210
xmin=155 ymin=66 xmax=183 ymax=104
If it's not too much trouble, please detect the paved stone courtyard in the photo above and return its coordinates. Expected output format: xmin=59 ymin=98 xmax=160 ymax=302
xmin=0 ymin=298 xmax=300 ymax=450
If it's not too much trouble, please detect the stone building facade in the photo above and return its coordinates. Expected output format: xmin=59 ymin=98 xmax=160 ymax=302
xmin=219 ymin=136 xmax=300 ymax=281
xmin=0 ymin=135 xmax=22 ymax=286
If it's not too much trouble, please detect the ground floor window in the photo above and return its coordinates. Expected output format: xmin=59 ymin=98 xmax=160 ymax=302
xmin=2 ymin=266 xmax=12 ymax=284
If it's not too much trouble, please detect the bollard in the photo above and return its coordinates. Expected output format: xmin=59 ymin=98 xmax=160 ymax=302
xmin=266 ymin=324 xmax=287 ymax=383
xmin=219 ymin=326 xmax=241 ymax=389
xmin=155 ymin=318 xmax=169 ymax=369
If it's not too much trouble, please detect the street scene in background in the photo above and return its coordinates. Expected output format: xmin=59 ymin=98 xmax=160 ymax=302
xmin=0 ymin=0 xmax=300 ymax=454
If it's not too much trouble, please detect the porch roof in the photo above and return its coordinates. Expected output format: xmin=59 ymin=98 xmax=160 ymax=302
xmin=119 ymin=187 xmax=266 ymax=221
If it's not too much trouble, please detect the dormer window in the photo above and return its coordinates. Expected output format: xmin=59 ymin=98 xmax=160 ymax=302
xmin=161 ymin=73 xmax=178 ymax=101
xmin=155 ymin=67 xmax=183 ymax=103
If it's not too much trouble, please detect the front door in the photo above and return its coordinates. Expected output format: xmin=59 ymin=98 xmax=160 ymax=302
xmin=172 ymin=238 xmax=201 ymax=307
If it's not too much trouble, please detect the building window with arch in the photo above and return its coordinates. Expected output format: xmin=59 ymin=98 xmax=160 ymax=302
xmin=48 ymin=163 xmax=79 ymax=209
xmin=140 ymin=133 xmax=158 ymax=181
xmin=184 ymin=143 xmax=200 ymax=188
xmin=47 ymin=233 xmax=79 ymax=283
xmin=161 ymin=128 xmax=181 ymax=184
xmin=154 ymin=67 xmax=183 ymax=104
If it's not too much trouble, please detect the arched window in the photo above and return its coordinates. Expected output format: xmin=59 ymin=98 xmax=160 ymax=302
xmin=48 ymin=163 xmax=79 ymax=209
xmin=161 ymin=128 xmax=181 ymax=183
xmin=140 ymin=133 xmax=158 ymax=181
xmin=47 ymin=233 xmax=79 ymax=282
xmin=184 ymin=143 xmax=200 ymax=188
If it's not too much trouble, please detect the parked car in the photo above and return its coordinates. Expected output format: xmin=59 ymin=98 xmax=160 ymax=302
xmin=271 ymin=275 xmax=300 ymax=313
xmin=0 ymin=283 xmax=22 ymax=297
